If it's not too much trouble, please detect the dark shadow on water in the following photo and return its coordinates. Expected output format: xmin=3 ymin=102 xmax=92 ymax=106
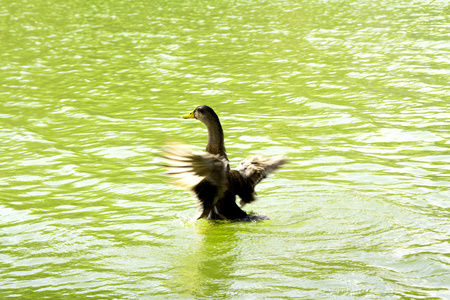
xmin=229 ymin=212 xmax=270 ymax=223
xmin=177 ymin=212 xmax=270 ymax=224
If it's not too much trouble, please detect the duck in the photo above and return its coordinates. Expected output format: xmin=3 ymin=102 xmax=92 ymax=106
xmin=162 ymin=105 xmax=286 ymax=221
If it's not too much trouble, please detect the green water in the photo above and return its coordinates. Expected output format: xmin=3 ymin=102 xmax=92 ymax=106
xmin=1 ymin=0 xmax=449 ymax=298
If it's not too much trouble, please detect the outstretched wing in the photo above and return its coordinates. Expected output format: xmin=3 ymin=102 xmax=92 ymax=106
xmin=162 ymin=144 xmax=229 ymax=219
xmin=235 ymin=155 xmax=287 ymax=206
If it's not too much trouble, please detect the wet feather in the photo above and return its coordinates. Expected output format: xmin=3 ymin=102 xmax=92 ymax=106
xmin=162 ymin=105 xmax=286 ymax=221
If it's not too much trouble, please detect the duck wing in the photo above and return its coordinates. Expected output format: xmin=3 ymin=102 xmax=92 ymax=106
xmin=235 ymin=155 xmax=286 ymax=207
xmin=162 ymin=144 xmax=229 ymax=219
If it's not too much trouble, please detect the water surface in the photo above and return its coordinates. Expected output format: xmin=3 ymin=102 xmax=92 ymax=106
xmin=1 ymin=0 xmax=449 ymax=299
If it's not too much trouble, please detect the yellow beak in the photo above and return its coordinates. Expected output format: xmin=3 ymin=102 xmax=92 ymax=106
xmin=182 ymin=111 xmax=195 ymax=119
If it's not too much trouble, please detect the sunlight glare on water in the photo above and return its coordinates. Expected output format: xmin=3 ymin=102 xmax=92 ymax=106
xmin=1 ymin=0 xmax=449 ymax=299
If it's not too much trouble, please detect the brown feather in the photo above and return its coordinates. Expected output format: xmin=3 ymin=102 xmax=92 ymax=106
xmin=162 ymin=105 xmax=286 ymax=220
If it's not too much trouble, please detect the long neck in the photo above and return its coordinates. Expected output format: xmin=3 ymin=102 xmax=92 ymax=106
xmin=203 ymin=116 xmax=227 ymax=158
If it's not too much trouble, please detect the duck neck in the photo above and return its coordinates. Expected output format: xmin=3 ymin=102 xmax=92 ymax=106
xmin=204 ymin=118 xmax=227 ymax=158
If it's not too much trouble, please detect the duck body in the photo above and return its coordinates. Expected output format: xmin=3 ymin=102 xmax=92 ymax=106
xmin=193 ymin=170 xmax=251 ymax=220
xmin=163 ymin=105 xmax=286 ymax=221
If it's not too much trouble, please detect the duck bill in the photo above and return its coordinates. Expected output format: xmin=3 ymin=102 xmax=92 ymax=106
xmin=182 ymin=111 xmax=195 ymax=119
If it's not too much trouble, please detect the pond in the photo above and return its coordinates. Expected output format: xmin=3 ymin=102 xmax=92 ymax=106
xmin=1 ymin=0 xmax=449 ymax=298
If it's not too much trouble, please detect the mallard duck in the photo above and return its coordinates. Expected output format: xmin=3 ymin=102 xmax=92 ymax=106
xmin=163 ymin=105 xmax=286 ymax=221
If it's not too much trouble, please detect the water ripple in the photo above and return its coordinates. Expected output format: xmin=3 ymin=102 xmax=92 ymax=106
xmin=1 ymin=0 xmax=449 ymax=298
